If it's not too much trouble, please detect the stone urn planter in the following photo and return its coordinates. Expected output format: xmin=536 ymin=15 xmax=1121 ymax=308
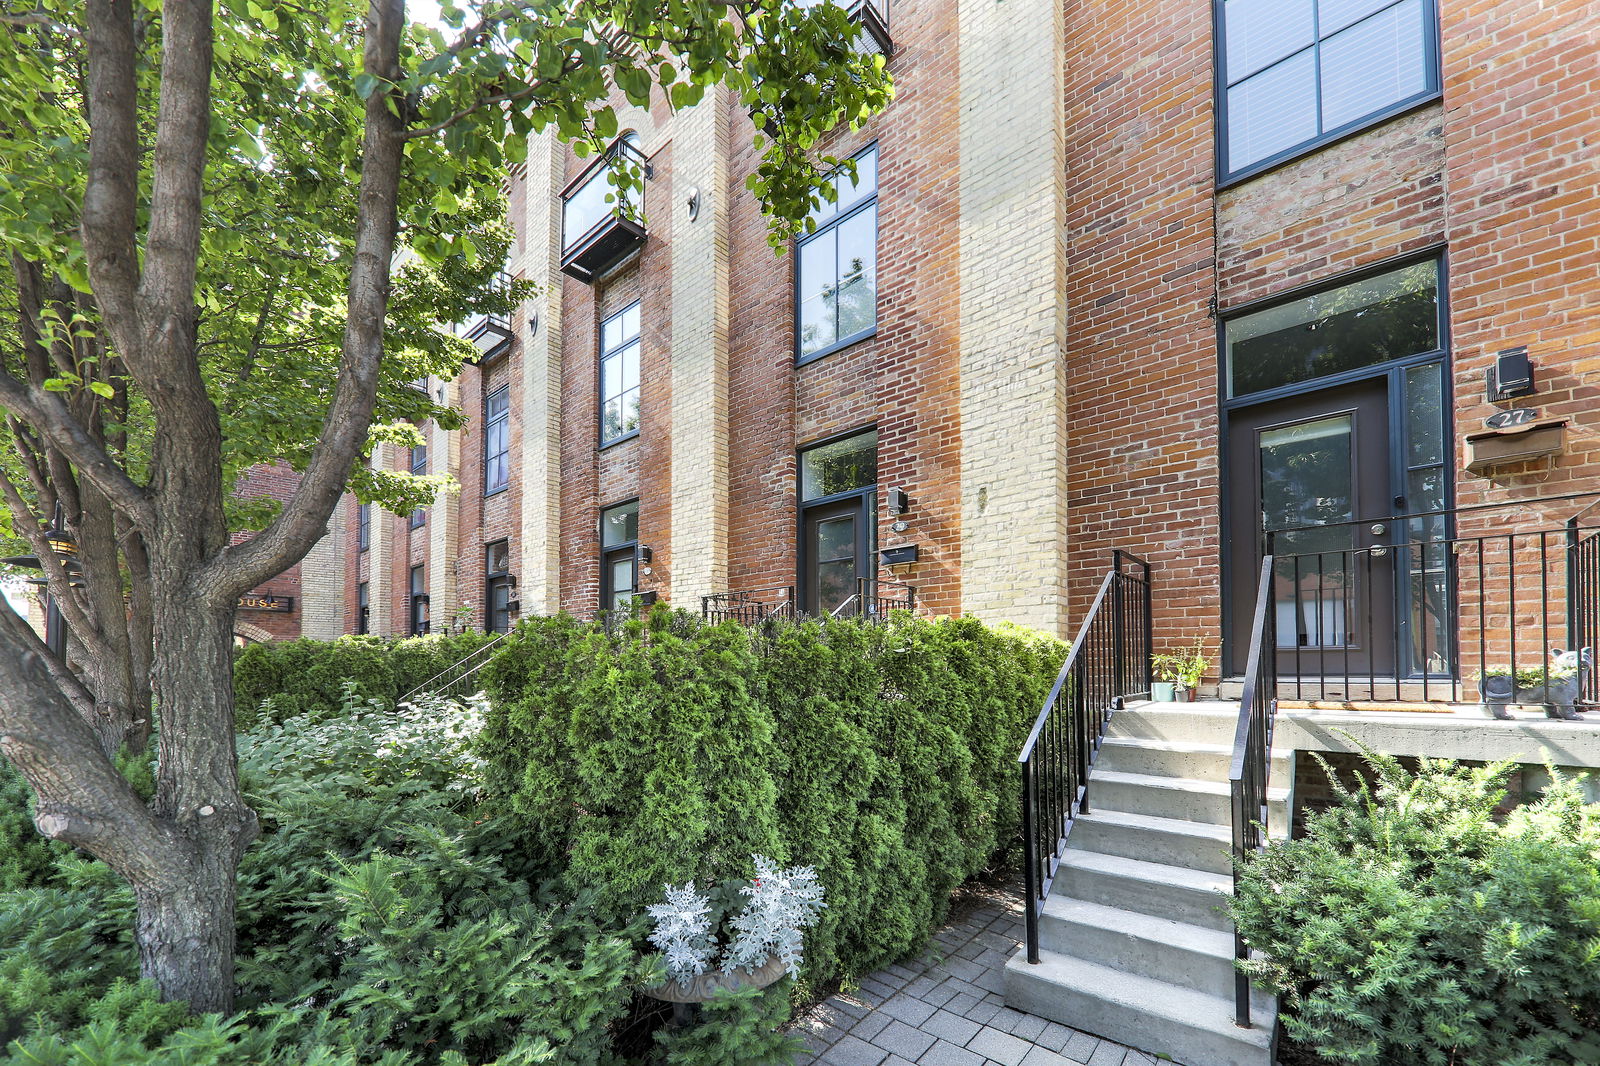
xmin=643 ymin=953 xmax=789 ymax=1004
xmin=1478 ymin=649 xmax=1592 ymax=721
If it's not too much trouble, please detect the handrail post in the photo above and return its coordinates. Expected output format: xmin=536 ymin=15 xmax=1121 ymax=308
xmin=1112 ymin=552 xmax=1127 ymax=699
xmin=1568 ymin=517 xmax=1580 ymax=652
xmin=1021 ymin=753 xmax=1040 ymax=964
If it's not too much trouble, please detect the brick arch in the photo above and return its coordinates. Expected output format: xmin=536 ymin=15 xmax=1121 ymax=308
xmin=233 ymin=620 xmax=275 ymax=645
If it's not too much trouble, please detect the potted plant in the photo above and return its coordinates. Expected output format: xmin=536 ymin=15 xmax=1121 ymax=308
xmin=643 ymin=855 xmax=826 ymax=1007
xmin=1477 ymin=647 xmax=1593 ymax=721
xmin=1152 ymin=639 xmax=1213 ymax=702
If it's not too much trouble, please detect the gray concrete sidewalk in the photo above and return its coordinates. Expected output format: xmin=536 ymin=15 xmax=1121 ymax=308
xmin=788 ymin=882 xmax=1154 ymax=1066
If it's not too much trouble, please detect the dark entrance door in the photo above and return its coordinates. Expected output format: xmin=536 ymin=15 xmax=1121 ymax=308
xmin=1227 ymin=379 xmax=1396 ymax=677
xmin=802 ymin=497 xmax=872 ymax=616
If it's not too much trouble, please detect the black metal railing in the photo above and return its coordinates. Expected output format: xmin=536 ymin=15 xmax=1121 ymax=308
xmin=399 ymin=632 xmax=508 ymax=705
xmin=701 ymin=586 xmax=799 ymax=626
xmin=1264 ymin=494 xmax=1600 ymax=712
xmin=702 ymin=578 xmax=915 ymax=626
xmin=1020 ymin=550 xmax=1152 ymax=965
xmin=1228 ymin=556 xmax=1277 ymax=1028
xmin=1569 ymin=501 xmax=1600 ymax=709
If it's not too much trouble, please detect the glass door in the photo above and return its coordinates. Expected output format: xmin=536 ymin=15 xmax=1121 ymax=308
xmin=802 ymin=501 xmax=871 ymax=616
xmin=1228 ymin=380 xmax=1395 ymax=676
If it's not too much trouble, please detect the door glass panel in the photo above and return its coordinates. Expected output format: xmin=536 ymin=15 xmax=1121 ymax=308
xmin=1262 ymin=416 xmax=1356 ymax=649
xmin=610 ymin=556 xmax=635 ymax=610
xmin=818 ymin=560 xmax=856 ymax=614
xmin=1226 ymin=260 xmax=1439 ymax=397
xmin=817 ymin=515 xmax=856 ymax=562
xmin=1403 ymin=361 xmax=1449 ymax=673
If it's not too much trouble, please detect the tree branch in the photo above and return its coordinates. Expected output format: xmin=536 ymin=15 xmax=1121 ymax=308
xmin=0 ymin=371 xmax=153 ymax=527
xmin=0 ymin=602 xmax=186 ymax=887
xmin=202 ymin=0 xmax=408 ymax=599
xmin=0 ymin=9 xmax=81 ymax=38
xmin=0 ymin=466 xmax=110 ymax=662
xmin=80 ymin=0 xmax=141 ymax=356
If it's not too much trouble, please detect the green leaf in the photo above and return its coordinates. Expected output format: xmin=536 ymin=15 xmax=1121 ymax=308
xmin=88 ymin=381 xmax=115 ymax=399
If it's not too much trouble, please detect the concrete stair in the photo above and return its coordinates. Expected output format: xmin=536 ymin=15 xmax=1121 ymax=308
xmin=1004 ymin=699 xmax=1281 ymax=1066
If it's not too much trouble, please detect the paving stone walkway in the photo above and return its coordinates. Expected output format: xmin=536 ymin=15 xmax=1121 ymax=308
xmin=787 ymin=882 xmax=1154 ymax=1066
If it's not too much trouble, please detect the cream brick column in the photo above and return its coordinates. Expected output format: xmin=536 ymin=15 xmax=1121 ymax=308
xmin=298 ymin=495 xmax=346 ymax=639
xmin=516 ymin=131 xmax=566 ymax=615
xmin=367 ymin=445 xmax=393 ymax=637
xmin=669 ymin=90 xmax=732 ymax=606
xmin=958 ymin=0 xmax=1069 ymax=634
xmin=428 ymin=382 xmax=461 ymax=625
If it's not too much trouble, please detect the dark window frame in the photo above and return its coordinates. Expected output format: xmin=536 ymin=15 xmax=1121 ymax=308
xmin=598 ymin=302 xmax=642 ymax=449
xmin=484 ymin=385 xmax=510 ymax=496
xmin=408 ymin=564 xmax=429 ymax=636
xmin=1215 ymin=246 xmax=1453 ymax=673
xmin=357 ymin=502 xmax=370 ymax=552
xmin=409 ymin=442 xmax=428 ymax=529
xmin=599 ymin=498 xmax=640 ymax=613
xmin=356 ymin=581 xmax=369 ymax=635
xmin=794 ymin=145 xmax=880 ymax=366
xmin=485 ymin=539 xmax=513 ymax=634
xmin=794 ymin=426 xmax=879 ymax=613
xmin=1213 ymin=0 xmax=1442 ymax=187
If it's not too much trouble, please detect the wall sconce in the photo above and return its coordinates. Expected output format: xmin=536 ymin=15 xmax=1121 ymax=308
xmin=1487 ymin=346 xmax=1535 ymax=401
xmin=637 ymin=544 xmax=653 ymax=576
xmin=887 ymin=488 xmax=909 ymax=515
xmin=528 ymin=312 xmax=540 ymax=339
xmin=686 ymin=188 xmax=701 ymax=222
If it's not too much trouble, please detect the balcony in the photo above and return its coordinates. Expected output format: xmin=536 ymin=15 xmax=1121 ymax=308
xmin=456 ymin=271 xmax=514 ymax=361
xmin=794 ymin=0 xmax=891 ymax=57
xmin=560 ymin=136 xmax=651 ymax=284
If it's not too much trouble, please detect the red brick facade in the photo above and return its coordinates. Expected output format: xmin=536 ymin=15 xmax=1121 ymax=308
xmin=334 ymin=0 xmax=1600 ymax=681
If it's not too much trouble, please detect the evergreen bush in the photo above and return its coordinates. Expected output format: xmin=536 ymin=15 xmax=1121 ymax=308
xmin=1230 ymin=753 xmax=1600 ymax=1066
xmin=233 ymin=631 xmax=497 ymax=728
xmin=479 ymin=607 xmax=1064 ymax=990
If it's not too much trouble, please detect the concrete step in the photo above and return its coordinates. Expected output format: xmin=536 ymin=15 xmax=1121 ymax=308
xmin=1036 ymin=896 xmax=1237 ymax=995
xmin=1096 ymin=736 xmax=1291 ymax=782
xmin=1068 ymin=807 xmax=1234 ymax=875
xmin=1005 ymin=950 xmax=1276 ymax=1066
xmin=1091 ymin=769 xmax=1290 ymax=826
xmin=1107 ymin=701 xmax=1244 ymax=746
xmin=1055 ymin=848 xmax=1234 ymax=932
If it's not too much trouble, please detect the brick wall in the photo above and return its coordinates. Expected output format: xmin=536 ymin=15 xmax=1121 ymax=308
xmin=1060 ymin=0 xmax=1220 ymax=658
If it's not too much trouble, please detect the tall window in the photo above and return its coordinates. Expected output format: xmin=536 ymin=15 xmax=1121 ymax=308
xmin=409 ymin=443 xmax=428 ymax=529
xmin=1217 ymin=0 xmax=1439 ymax=180
xmin=408 ymin=565 xmax=428 ymax=636
xmin=600 ymin=303 xmax=641 ymax=445
xmin=600 ymin=500 xmax=639 ymax=612
xmin=796 ymin=145 xmax=878 ymax=363
xmin=484 ymin=386 xmax=510 ymax=494
xmin=356 ymin=581 xmax=369 ymax=635
xmin=486 ymin=540 xmax=513 ymax=633
xmin=357 ymin=502 xmax=370 ymax=552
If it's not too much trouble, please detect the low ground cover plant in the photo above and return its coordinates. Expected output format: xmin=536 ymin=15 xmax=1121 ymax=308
xmin=1231 ymin=752 xmax=1600 ymax=1066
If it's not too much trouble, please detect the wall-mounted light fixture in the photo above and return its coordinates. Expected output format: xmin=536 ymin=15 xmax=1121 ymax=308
xmin=528 ymin=312 xmax=540 ymax=339
xmin=1487 ymin=346 xmax=1535 ymax=401
xmin=887 ymin=488 xmax=909 ymax=515
xmin=686 ymin=188 xmax=701 ymax=222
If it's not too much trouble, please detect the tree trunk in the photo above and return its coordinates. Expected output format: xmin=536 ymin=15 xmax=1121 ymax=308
xmin=137 ymin=591 xmax=257 ymax=1012
xmin=132 ymin=837 xmax=242 ymax=1013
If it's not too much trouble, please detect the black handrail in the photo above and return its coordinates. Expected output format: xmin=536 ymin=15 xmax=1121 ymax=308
xmin=1228 ymin=556 xmax=1276 ymax=1028
xmin=399 ymin=633 xmax=508 ymax=705
xmin=702 ymin=586 xmax=798 ymax=626
xmin=1020 ymin=550 xmax=1152 ymax=965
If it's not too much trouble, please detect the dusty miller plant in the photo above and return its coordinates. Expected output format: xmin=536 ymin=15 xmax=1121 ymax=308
xmin=648 ymin=856 xmax=826 ymax=982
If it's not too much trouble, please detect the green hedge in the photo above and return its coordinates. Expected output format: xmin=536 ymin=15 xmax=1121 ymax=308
xmin=233 ymin=632 xmax=497 ymax=728
xmin=1231 ymin=753 xmax=1600 ymax=1065
xmin=477 ymin=607 xmax=1064 ymax=990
